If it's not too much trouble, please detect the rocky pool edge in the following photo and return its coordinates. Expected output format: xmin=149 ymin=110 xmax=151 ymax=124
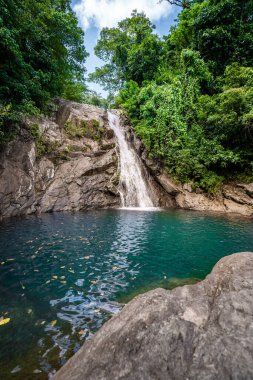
xmin=53 ymin=251 xmax=253 ymax=380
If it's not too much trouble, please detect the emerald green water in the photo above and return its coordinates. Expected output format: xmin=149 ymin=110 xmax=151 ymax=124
xmin=0 ymin=209 xmax=252 ymax=379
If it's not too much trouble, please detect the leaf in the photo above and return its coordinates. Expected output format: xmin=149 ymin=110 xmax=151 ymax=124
xmin=0 ymin=318 xmax=10 ymax=326
xmin=33 ymin=369 xmax=42 ymax=374
xmin=90 ymin=280 xmax=97 ymax=285
xmin=94 ymin=309 xmax=100 ymax=313
xmin=1 ymin=262 xmax=5 ymax=265
xmin=50 ymin=320 xmax=57 ymax=327
xmin=60 ymin=266 xmax=65 ymax=269
xmin=68 ymin=270 xmax=75 ymax=274
xmin=84 ymin=256 xmax=90 ymax=260
xmin=78 ymin=329 xmax=86 ymax=335
xmin=52 ymin=276 xmax=58 ymax=279
xmin=112 ymin=266 xmax=119 ymax=270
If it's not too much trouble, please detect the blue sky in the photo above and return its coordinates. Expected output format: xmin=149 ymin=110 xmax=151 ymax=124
xmin=72 ymin=0 xmax=180 ymax=96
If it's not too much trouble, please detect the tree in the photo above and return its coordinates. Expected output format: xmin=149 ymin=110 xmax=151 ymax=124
xmin=0 ymin=0 xmax=88 ymax=110
xmin=163 ymin=0 xmax=193 ymax=8
xmin=193 ymin=0 xmax=253 ymax=73
xmin=0 ymin=0 xmax=88 ymax=147
xmin=90 ymin=11 xmax=163 ymax=92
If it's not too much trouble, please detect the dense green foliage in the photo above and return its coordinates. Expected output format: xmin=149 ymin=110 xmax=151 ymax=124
xmin=89 ymin=10 xmax=163 ymax=91
xmin=93 ymin=1 xmax=253 ymax=192
xmin=0 ymin=0 xmax=87 ymax=148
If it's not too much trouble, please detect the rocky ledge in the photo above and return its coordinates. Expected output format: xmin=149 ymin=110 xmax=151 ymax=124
xmin=0 ymin=101 xmax=120 ymax=219
xmin=53 ymin=252 xmax=253 ymax=380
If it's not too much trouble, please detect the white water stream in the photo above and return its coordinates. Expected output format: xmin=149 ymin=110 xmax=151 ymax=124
xmin=108 ymin=112 xmax=154 ymax=208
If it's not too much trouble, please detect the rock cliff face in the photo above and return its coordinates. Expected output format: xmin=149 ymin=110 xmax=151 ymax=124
xmin=0 ymin=101 xmax=120 ymax=219
xmin=53 ymin=252 xmax=253 ymax=380
xmin=0 ymin=104 xmax=252 ymax=219
xmin=120 ymin=113 xmax=253 ymax=217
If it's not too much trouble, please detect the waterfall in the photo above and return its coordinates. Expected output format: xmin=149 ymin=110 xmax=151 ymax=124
xmin=108 ymin=112 xmax=154 ymax=208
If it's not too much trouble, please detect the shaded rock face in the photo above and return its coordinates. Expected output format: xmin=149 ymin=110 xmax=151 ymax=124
xmin=53 ymin=252 xmax=253 ymax=380
xmin=0 ymin=101 xmax=120 ymax=219
xmin=119 ymin=113 xmax=253 ymax=216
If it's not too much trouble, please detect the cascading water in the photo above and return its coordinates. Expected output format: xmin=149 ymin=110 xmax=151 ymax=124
xmin=108 ymin=111 xmax=154 ymax=208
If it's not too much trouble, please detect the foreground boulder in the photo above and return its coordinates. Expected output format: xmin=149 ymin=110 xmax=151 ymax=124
xmin=53 ymin=252 xmax=253 ymax=380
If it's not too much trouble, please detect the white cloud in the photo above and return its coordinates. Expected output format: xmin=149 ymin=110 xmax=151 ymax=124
xmin=74 ymin=0 xmax=173 ymax=31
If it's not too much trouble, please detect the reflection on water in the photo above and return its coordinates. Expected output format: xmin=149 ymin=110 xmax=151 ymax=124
xmin=0 ymin=209 xmax=252 ymax=379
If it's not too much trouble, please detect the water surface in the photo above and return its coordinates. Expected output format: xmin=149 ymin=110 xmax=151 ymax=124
xmin=0 ymin=209 xmax=252 ymax=379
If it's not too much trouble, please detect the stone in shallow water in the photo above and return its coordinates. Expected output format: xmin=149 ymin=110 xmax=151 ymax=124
xmin=53 ymin=252 xmax=253 ymax=380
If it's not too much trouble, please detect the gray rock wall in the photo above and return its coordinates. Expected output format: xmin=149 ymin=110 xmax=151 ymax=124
xmin=0 ymin=101 xmax=120 ymax=219
xmin=53 ymin=252 xmax=253 ymax=380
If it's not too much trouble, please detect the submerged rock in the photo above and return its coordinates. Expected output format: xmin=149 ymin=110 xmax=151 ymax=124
xmin=53 ymin=252 xmax=253 ymax=380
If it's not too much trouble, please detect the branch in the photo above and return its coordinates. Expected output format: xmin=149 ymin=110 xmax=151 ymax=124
xmin=161 ymin=0 xmax=191 ymax=8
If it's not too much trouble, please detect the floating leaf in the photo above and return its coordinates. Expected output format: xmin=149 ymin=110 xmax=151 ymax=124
xmin=90 ymin=280 xmax=97 ymax=285
xmin=60 ymin=281 xmax=67 ymax=284
xmin=78 ymin=329 xmax=86 ymax=335
xmin=0 ymin=318 xmax=10 ymax=326
xmin=84 ymin=256 xmax=90 ymax=260
xmin=1 ymin=262 xmax=5 ymax=265
xmin=45 ymin=280 xmax=51 ymax=284
xmin=60 ymin=276 xmax=65 ymax=279
xmin=41 ymin=321 xmax=46 ymax=325
xmin=33 ymin=369 xmax=42 ymax=374
xmin=52 ymin=276 xmax=58 ymax=279
xmin=94 ymin=309 xmax=100 ymax=313
xmin=11 ymin=366 xmax=21 ymax=374
xmin=60 ymin=266 xmax=65 ymax=269
xmin=112 ymin=266 xmax=119 ymax=271
xmin=50 ymin=320 xmax=57 ymax=327
xmin=34 ymin=269 xmax=39 ymax=272
xmin=7 ymin=258 xmax=15 ymax=261
xmin=68 ymin=270 xmax=74 ymax=274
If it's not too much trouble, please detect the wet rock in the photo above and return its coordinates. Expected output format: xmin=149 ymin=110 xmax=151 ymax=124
xmin=156 ymin=173 xmax=179 ymax=195
xmin=53 ymin=252 xmax=253 ymax=380
xmin=175 ymin=185 xmax=253 ymax=216
xmin=237 ymin=183 xmax=253 ymax=197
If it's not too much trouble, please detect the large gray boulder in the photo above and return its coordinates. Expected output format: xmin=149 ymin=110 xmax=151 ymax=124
xmin=53 ymin=252 xmax=253 ymax=380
